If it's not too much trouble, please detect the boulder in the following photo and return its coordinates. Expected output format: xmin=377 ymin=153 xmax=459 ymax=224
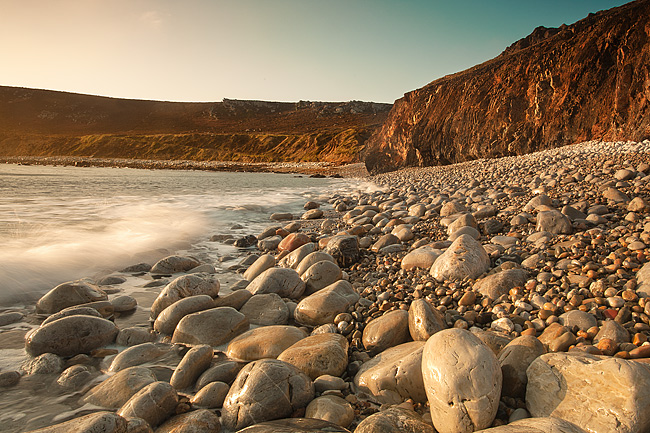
xmin=526 ymin=353 xmax=650 ymax=433
xmin=190 ymin=381 xmax=230 ymax=408
xmin=227 ymin=326 xmax=308 ymax=361
xmin=24 ymin=412 xmax=128 ymax=433
xmin=294 ymin=280 xmax=359 ymax=327
xmin=150 ymin=255 xmax=200 ymax=274
xmin=637 ymin=262 xmax=650 ymax=298
xmin=155 ymin=409 xmax=220 ymax=433
xmin=213 ymin=289 xmax=252 ymax=309
xmin=278 ymin=333 xmax=348 ymax=380
xmin=474 ymin=417 xmax=586 ymax=432
xmin=536 ymin=210 xmax=573 ymax=234
xmin=355 ymin=407 xmax=435 ymax=433
xmin=302 ymin=260 xmax=342 ymax=295
xmin=195 ymin=360 xmax=244 ymax=391
xmin=40 ymin=306 xmax=103 ymax=326
xmin=246 ymin=267 xmax=306 ymax=299
xmin=401 ymin=246 xmax=441 ymax=271
xmin=172 ymin=307 xmax=249 ymax=346
xmin=305 ymin=395 xmax=354 ymax=428
xmin=243 ymin=254 xmax=276 ymax=282
xmin=430 ymin=234 xmax=490 ymax=281
xmin=447 ymin=213 xmax=478 ymax=235
xmin=170 ymin=345 xmax=213 ymax=390
xmin=371 ymin=234 xmax=401 ymax=253
xmin=354 ymin=341 xmax=426 ymax=404
xmin=84 ymin=366 xmax=157 ymax=409
xmin=236 ymin=418 xmax=350 ymax=433
xmin=21 ymin=353 xmax=64 ymax=375
xmin=116 ymin=327 xmax=156 ymax=346
xmin=497 ymin=335 xmax=545 ymax=398
xmin=278 ymin=243 xmax=317 ymax=269
xmin=593 ymin=320 xmax=630 ymax=344
xmin=558 ymin=310 xmax=598 ymax=332
xmin=408 ymin=299 xmax=446 ymax=341
xmin=240 ymin=293 xmax=290 ymax=325
xmin=296 ymin=252 xmax=336 ymax=275
xmin=150 ymin=273 xmax=220 ymax=319
xmin=324 ymin=235 xmax=360 ymax=267
xmin=362 ymin=309 xmax=410 ymax=354
xmin=25 ymin=315 xmax=118 ymax=357
xmin=474 ymin=269 xmax=528 ymax=300
xmin=109 ymin=342 xmax=167 ymax=372
xmin=36 ymin=280 xmax=107 ymax=314
xmin=422 ymin=328 xmax=502 ymax=433
xmin=278 ymin=233 xmax=311 ymax=252
xmin=118 ymin=381 xmax=178 ymax=428
xmin=153 ymin=295 xmax=215 ymax=335
xmin=221 ymin=359 xmax=314 ymax=431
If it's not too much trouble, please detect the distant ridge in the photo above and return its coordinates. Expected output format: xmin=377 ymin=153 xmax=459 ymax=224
xmin=0 ymin=86 xmax=391 ymax=164
xmin=363 ymin=0 xmax=650 ymax=173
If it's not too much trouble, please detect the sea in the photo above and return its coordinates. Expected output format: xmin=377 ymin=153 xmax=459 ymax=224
xmin=0 ymin=163 xmax=374 ymax=306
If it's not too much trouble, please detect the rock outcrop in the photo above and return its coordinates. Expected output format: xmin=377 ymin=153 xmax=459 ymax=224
xmin=364 ymin=1 xmax=650 ymax=173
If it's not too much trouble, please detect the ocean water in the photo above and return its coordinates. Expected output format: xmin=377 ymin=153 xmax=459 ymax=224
xmin=0 ymin=163 xmax=367 ymax=305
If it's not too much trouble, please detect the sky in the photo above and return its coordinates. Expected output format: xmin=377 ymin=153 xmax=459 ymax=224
xmin=0 ymin=0 xmax=630 ymax=103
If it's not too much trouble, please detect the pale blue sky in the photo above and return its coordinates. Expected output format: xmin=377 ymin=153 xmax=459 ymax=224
xmin=0 ymin=0 xmax=629 ymax=103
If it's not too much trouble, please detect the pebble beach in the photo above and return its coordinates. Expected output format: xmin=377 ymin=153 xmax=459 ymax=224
xmin=2 ymin=139 xmax=650 ymax=433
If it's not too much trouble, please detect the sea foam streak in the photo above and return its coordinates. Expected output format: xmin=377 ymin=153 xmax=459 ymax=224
xmin=0 ymin=201 xmax=209 ymax=304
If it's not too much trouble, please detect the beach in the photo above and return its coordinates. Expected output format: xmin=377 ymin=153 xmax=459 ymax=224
xmin=1 ymin=139 xmax=650 ymax=432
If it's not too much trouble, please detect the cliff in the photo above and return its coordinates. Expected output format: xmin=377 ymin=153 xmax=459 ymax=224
xmin=0 ymin=87 xmax=391 ymax=164
xmin=363 ymin=0 xmax=650 ymax=173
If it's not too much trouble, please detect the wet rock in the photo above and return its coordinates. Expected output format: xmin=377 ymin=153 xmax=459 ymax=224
xmin=0 ymin=371 xmax=20 ymax=387
xmin=190 ymin=381 xmax=230 ymax=408
xmin=111 ymin=295 xmax=137 ymax=312
xmin=26 ymin=315 xmax=118 ymax=357
xmin=430 ymin=234 xmax=490 ymax=281
xmin=41 ymin=306 xmax=103 ymax=326
xmin=170 ymin=345 xmax=213 ymax=390
xmin=354 ymin=341 xmax=426 ymax=404
xmin=118 ymin=381 xmax=178 ymax=428
xmin=302 ymin=209 xmax=324 ymax=220
xmin=363 ymin=309 xmax=410 ymax=354
xmin=153 ymin=295 xmax=215 ymax=335
xmin=302 ymin=260 xmax=343 ymax=295
xmin=22 ymin=353 xmax=64 ymax=375
xmin=474 ymin=268 xmax=528 ymax=300
xmin=408 ymin=299 xmax=446 ymax=341
xmin=422 ymin=328 xmax=502 ymax=433
xmin=246 ymin=267 xmax=306 ymax=299
xmin=116 ymin=327 xmax=156 ymax=346
xmin=294 ymin=280 xmax=359 ymax=327
xmin=84 ymin=366 xmax=157 ymax=409
xmin=150 ymin=255 xmax=200 ymax=274
xmin=109 ymin=343 xmax=167 ymax=372
xmin=213 ymin=290 xmax=252 ymax=309
xmin=221 ymin=359 xmax=315 ymax=431
xmin=0 ymin=311 xmax=24 ymax=326
xmin=155 ymin=409 xmax=221 ymax=433
xmin=527 ymin=353 xmax=650 ymax=433
xmin=240 ymin=293 xmax=290 ymax=325
xmin=305 ymin=395 xmax=354 ymax=428
xmin=234 ymin=235 xmax=257 ymax=248
xmin=355 ymin=407 xmax=434 ymax=433
xmin=150 ymin=273 xmax=220 ymax=320
xmin=227 ymin=325 xmax=307 ymax=361
xmin=497 ymin=335 xmax=545 ymax=398
xmin=24 ymin=412 xmax=128 ymax=433
xmin=35 ymin=280 xmax=107 ymax=314
xmin=172 ymin=307 xmax=249 ymax=346
xmin=401 ymin=246 xmax=441 ymax=271
xmin=57 ymin=365 xmax=92 ymax=390
xmin=278 ymin=333 xmax=349 ymax=380
xmin=258 ymin=235 xmax=282 ymax=251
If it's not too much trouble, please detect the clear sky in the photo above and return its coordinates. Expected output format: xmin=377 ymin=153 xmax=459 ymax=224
xmin=0 ymin=0 xmax=629 ymax=103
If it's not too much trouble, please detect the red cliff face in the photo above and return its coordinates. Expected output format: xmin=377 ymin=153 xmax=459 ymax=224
xmin=363 ymin=0 xmax=650 ymax=173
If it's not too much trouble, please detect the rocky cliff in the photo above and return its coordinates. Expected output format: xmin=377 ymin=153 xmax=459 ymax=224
xmin=0 ymin=87 xmax=391 ymax=164
xmin=363 ymin=0 xmax=650 ymax=173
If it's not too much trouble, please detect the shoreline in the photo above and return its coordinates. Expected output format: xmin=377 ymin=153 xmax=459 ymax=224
xmin=1 ymin=139 xmax=650 ymax=432
xmin=0 ymin=156 xmax=370 ymax=178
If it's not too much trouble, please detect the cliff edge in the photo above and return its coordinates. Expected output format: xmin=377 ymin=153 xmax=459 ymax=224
xmin=363 ymin=0 xmax=650 ymax=173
